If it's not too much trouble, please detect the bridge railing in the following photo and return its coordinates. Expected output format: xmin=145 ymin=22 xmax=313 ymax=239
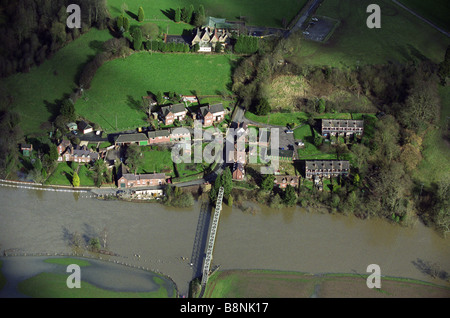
xmin=201 ymin=186 xmax=224 ymax=287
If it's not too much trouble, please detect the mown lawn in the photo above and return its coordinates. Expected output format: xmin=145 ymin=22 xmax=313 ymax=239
xmin=294 ymin=0 xmax=450 ymax=68
xmin=75 ymin=52 xmax=236 ymax=132
xmin=107 ymin=0 xmax=306 ymax=33
xmin=137 ymin=147 xmax=175 ymax=176
xmin=3 ymin=28 xmax=113 ymax=136
xmin=45 ymin=162 xmax=95 ymax=187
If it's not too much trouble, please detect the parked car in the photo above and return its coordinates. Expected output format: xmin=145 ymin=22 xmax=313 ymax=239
xmin=285 ymin=130 xmax=293 ymax=134
xmin=312 ymin=17 xmax=318 ymax=22
xmin=303 ymin=31 xmax=310 ymax=35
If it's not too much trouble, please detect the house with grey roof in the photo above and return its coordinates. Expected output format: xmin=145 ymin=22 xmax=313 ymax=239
xmin=117 ymin=164 xmax=166 ymax=188
xmin=321 ymin=119 xmax=364 ymax=137
xmin=148 ymin=129 xmax=171 ymax=144
xmin=305 ymin=160 xmax=350 ymax=179
xmin=159 ymin=103 xmax=187 ymax=125
xmin=115 ymin=133 xmax=148 ymax=146
xmin=197 ymin=103 xmax=225 ymax=126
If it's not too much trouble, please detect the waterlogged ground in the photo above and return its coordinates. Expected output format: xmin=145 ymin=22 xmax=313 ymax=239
xmin=0 ymin=186 xmax=449 ymax=296
xmin=0 ymin=256 xmax=175 ymax=298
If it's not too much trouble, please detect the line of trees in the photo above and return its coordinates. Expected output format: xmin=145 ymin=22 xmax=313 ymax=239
xmin=177 ymin=4 xmax=206 ymax=27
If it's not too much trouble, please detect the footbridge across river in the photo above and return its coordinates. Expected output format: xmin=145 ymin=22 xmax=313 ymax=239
xmin=200 ymin=186 xmax=224 ymax=294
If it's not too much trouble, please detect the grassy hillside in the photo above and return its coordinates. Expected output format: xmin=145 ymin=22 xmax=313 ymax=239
xmin=398 ymin=0 xmax=450 ymax=32
xmin=3 ymin=28 xmax=113 ymax=136
xmin=294 ymin=0 xmax=450 ymax=68
xmin=75 ymin=52 xmax=236 ymax=132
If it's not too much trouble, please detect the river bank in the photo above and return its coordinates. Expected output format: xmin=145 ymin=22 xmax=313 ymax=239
xmin=0 ymin=186 xmax=449 ymax=297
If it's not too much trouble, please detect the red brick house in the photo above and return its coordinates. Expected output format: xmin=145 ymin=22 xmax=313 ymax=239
xmin=197 ymin=103 xmax=225 ymax=127
xmin=148 ymin=130 xmax=171 ymax=144
xmin=232 ymin=162 xmax=245 ymax=180
xmin=117 ymin=165 xmax=166 ymax=188
xmin=159 ymin=103 xmax=187 ymax=125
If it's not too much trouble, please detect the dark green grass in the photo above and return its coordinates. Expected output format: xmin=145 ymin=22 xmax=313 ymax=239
xmin=75 ymin=52 xmax=236 ymax=132
xmin=295 ymin=0 xmax=450 ymax=68
xmin=398 ymin=0 xmax=450 ymax=32
xmin=137 ymin=147 xmax=175 ymax=176
xmin=45 ymin=162 xmax=95 ymax=186
xmin=3 ymin=29 xmax=113 ymax=136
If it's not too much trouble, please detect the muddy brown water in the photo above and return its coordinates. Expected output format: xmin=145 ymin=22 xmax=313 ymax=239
xmin=0 ymin=186 xmax=449 ymax=296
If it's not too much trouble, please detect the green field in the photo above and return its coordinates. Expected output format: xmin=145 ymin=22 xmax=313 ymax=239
xmin=398 ymin=0 xmax=450 ymax=32
xmin=107 ymin=0 xmax=306 ymax=33
xmin=75 ymin=52 xmax=236 ymax=132
xmin=18 ymin=272 xmax=172 ymax=298
xmin=3 ymin=29 xmax=113 ymax=136
xmin=295 ymin=0 xmax=450 ymax=68
xmin=203 ymin=269 xmax=450 ymax=298
xmin=413 ymin=86 xmax=450 ymax=187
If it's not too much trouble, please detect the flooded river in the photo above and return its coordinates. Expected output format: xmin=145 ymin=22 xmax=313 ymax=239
xmin=0 ymin=186 xmax=449 ymax=296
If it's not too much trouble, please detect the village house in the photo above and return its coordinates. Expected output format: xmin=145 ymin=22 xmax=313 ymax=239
xmin=305 ymin=160 xmax=350 ymax=179
xmin=78 ymin=121 xmax=93 ymax=134
xmin=57 ymin=141 xmax=99 ymax=163
xmin=148 ymin=130 xmax=171 ymax=144
xmin=227 ymin=142 xmax=246 ymax=164
xmin=191 ymin=26 xmax=229 ymax=52
xmin=117 ymin=165 xmax=166 ymax=188
xmin=197 ymin=103 xmax=225 ymax=127
xmin=115 ymin=133 xmax=149 ymax=146
xmin=159 ymin=103 xmax=187 ymax=125
xmin=274 ymin=175 xmax=299 ymax=189
xmin=232 ymin=162 xmax=245 ymax=181
xmin=169 ymin=129 xmax=191 ymax=142
xmin=321 ymin=119 xmax=364 ymax=137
